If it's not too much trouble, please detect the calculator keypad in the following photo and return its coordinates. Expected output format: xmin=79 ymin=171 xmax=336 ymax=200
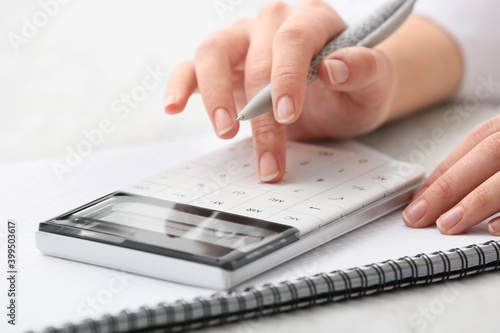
xmin=122 ymin=139 xmax=425 ymax=236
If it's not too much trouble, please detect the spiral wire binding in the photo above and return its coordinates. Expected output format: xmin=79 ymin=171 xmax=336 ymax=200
xmin=31 ymin=240 xmax=500 ymax=333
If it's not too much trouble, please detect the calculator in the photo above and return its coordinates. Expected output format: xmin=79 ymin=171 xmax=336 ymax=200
xmin=36 ymin=139 xmax=425 ymax=289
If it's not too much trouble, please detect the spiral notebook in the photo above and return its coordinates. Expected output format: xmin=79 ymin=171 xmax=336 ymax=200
xmin=33 ymin=240 xmax=500 ymax=333
xmin=1 ymin=136 xmax=499 ymax=333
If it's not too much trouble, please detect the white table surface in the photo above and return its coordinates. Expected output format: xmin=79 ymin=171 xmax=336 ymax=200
xmin=2 ymin=1 xmax=499 ymax=332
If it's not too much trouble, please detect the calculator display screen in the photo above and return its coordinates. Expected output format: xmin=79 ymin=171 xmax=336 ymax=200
xmin=39 ymin=192 xmax=298 ymax=270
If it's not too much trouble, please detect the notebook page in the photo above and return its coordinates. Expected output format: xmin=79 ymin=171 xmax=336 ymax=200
xmin=0 ymin=136 xmax=495 ymax=333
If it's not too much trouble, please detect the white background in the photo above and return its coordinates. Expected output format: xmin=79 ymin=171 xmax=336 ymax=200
xmin=2 ymin=1 xmax=500 ymax=333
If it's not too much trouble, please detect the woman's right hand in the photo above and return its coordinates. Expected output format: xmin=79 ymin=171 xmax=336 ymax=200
xmin=164 ymin=0 xmax=398 ymax=182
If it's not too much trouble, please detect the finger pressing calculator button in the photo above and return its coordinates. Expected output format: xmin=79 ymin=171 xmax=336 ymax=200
xmin=267 ymin=211 xmax=321 ymax=236
xmin=122 ymin=181 xmax=166 ymax=196
xmin=287 ymin=200 xmax=343 ymax=226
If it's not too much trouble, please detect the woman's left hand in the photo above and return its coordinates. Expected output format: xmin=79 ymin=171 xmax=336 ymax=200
xmin=402 ymin=114 xmax=500 ymax=235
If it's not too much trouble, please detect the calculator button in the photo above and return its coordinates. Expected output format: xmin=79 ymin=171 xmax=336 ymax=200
xmin=311 ymin=189 xmax=365 ymax=215
xmin=285 ymin=157 xmax=330 ymax=177
xmin=347 ymin=153 xmax=388 ymax=170
xmin=247 ymin=193 xmax=303 ymax=210
xmin=227 ymin=156 xmax=258 ymax=180
xmin=146 ymin=172 xmax=189 ymax=187
xmin=200 ymin=159 xmax=257 ymax=184
xmin=351 ymin=163 xmax=407 ymax=194
xmin=228 ymin=204 xmax=281 ymax=220
xmin=287 ymin=200 xmax=343 ymax=226
xmin=121 ymin=181 xmax=166 ymax=196
xmin=151 ymin=187 xmax=203 ymax=204
xmin=287 ymin=141 xmax=351 ymax=163
xmin=169 ymin=162 xmax=210 ymax=177
xmin=284 ymin=148 xmax=346 ymax=179
xmin=267 ymin=211 xmax=321 ymax=236
xmin=387 ymin=161 xmax=426 ymax=183
xmin=333 ymin=181 xmax=386 ymax=206
xmin=317 ymin=153 xmax=388 ymax=181
xmin=175 ymin=176 xmax=212 ymax=189
xmin=175 ymin=177 xmax=224 ymax=196
xmin=190 ymin=196 xmax=240 ymax=211
xmin=216 ymin=185 xmax=266 ymax=202
xmin=312 ymin=163 xmax=356 ymax=185
xmin=271 ymin=180 xmax=332 ymax=199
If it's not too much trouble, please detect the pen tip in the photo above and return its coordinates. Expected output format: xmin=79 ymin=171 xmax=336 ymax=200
xmin=236 ymin=115 xmax=244 ymax=121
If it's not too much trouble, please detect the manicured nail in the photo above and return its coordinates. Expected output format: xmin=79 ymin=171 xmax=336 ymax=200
xmin=488 ymin=219 xmax=500 ymax=236
xmin=214 ymin=108 xmax=234 ymax=136
xmin=437 ymin=206 xmax=464 ymax=232
xmin=402 ymin=199 xmax=427 ymax=225
xmin=276 ymin=95 xmax=295 ymax=123
xmin=325 ymin=59 xmax=349 ymax=85
xmin=164 ymin=92 xmax=177 ymax=110
xmin=259 ymin=152 xmax=279 ymax=182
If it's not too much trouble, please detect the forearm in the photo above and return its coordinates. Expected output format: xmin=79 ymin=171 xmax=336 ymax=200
xmin=377 ymin=15 xmax=464 ymax=121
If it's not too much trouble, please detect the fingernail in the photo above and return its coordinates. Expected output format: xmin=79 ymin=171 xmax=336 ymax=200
xmin=402 ymin=199 xmax=427 ymax=225
xmin=259 ymin=152 xmax=279 ymax=182
xmin=325 ymin=59 xmax=349 ymax=85
xmin=276 ymin=95 xmax=295 ymax=123
xmin=164 ymin=92 xmax=177 ymax=110
xmin=488 ymin=219 xmax=500 ymax=236
xmin=437 ymin=206 xmax=464 ymax=232
xmin=214 ymin=108 xmax=234 ymax=136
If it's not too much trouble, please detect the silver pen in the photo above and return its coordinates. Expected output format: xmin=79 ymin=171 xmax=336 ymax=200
xmin=236 ymin=0 xmax=417 ymax=121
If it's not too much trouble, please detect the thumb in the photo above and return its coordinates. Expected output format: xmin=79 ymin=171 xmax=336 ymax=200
xmin=318 ymin=46 xmax=395 ymax=94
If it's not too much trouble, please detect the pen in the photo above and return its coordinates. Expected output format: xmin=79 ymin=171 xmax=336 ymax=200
xmin=236 ymin=0 xmax=417 ymax=121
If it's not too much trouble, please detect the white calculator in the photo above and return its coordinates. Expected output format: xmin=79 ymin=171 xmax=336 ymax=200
xmin=36 ymin=139 xmax=425 ymax=289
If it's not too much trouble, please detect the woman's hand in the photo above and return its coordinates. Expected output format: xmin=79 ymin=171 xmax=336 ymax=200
xmin=164 ymin=0 xmax=397 ymax=182
xmin=403 ymin=115 xmax=500 ymax=236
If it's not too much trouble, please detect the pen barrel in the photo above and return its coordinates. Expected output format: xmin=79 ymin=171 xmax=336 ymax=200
xmin=307 ymin=0 xmax=412 ymax=84
xmin=240 ymin=85 xmax=273 ymax=120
